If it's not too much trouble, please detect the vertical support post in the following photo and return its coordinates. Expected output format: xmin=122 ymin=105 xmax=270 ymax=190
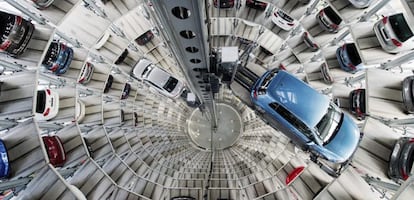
xmin=330 ymin=29 xmax=350 ymax=46
xmin=345 ymin=73 xmax=365 ymax=86
xmin=56 ymin=30 xmax=82 ymax=48
xmin=305 ymin=0 xmax=321 ymax=16
xmin=82 ymin=0 xmax=107 ymax=19
xmin=39 ymin=73 xmax=66 ymax=87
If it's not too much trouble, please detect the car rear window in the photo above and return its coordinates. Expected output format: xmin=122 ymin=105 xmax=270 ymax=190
xmin=43 ymin=42 xmax=59 ymax=65
xmin=324 ymin=6 xmax=342 ymax=25
xmin=261 ymin=68 xmax=278 ymax=89
xmin=163 ymin=77 xmax=178 ymax=92
xmin=36 ymin=90 xmax=46 ymax=113
xmin=346 ymin=43 xmax=362 ymax=65
xmin=389 ymin=13 xmax=413 ymax=42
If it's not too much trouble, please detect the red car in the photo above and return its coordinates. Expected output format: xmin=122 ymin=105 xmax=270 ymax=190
xmin=42 ymin=136 xmax=66 ymax=167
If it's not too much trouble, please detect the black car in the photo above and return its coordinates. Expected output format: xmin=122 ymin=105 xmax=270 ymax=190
xmin=349 ymin=89 xmax=366 ymax=120
xmin=135 ymin=30 xmax=154 ymax=46
xmin=402 ymin=75 xmax=414 ymax=113
xmin=388 ymin=137 xmax=414 ymax=181
xmin=213 ymin=0 xmax=235 ymax=8
xmin=121 ymin=83 xmax=131 ymax=99
xmin=114 ymin=49 xmax=128 ymax=65
xmin=104 ymin=75 xmax=114 ymax=93
xmin=0 ymin=11 xmax=34 ymax=57
xmin=245 ymin=0 xmax=268 ymax=10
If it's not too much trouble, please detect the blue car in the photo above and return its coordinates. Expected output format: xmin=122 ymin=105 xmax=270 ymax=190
xmin=0 ymin=139 xmax=10 ymax=178
xmin=251 ymin=70 xmax=361 ymax=173
xmin=336 ymin=43 xmax=364 ymax=73
xmin=42 ymin=41 xmax=73 ymax=75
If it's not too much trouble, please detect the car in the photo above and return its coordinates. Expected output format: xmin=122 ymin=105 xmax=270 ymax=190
xmin=135 ymin=30 xmax=154 ymax=46
xmin=133 ymin=112 xmax=138 ymax=126
xmin=114 ymin=49 xmax=128 ymax=64
xmin=0 ymin=11 xmax=34 ymax=57
xmin=77 ymin=62 xmax=94 ymax=84
xmin=42 ymin=41 xmax=74 ymax=75
xmin=348 ymin=0 xmax=374 ymax=8
xmin=320 ymin=62 xmax=334 ymax=84
xmin=132 ymin=58 xmax=185 ymax=99
xmin=42 ymin=135 xmax=66 ymax=167
xmin=121 ymin=83 xmax=131 ymax=99
xmin=213 ymin=0 xmax=235 ymax=8
xmin=104 ymin=74 xmax=114 ymax=93
xmin=245 ymin=0 xmax=268 ymax=10
xmin=316 ymin=6 xmax=342 ymax=33
xmin=35 ymin=89 xmax=59 ymax=121
xmin=349 ymin=89 xmax=366 ymax=120
xmin=170 ymin=196 xmax=196 ymax=200
xmin=388 ymin=137 xmax=414 ymax=181
xmin=336 ymin=43 xmax=364 ymax=73
xmin=251 ymin=69 xmax=361 ymax=173
xmin=31 ymin=0 xmax=55 ymax=9
xmin=303 ymin=31 xmax=319 ymax=51
xmin=271 ymin=8 xmax=297 ymax=31
xmin=373 ymin=13 xmax=414 ymax=54
xmin=0 ymin=139 xmax=10 ymax=178
xmin=402 ymin=75 xmax=414 ymax=114
xmin=75 ymin=99 xmax=85 ymax=123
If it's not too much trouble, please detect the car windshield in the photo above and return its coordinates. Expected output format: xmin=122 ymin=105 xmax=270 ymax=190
xmin=36 ymin=91 xmax=46 ymax=113
xmin=324 ymin=6 xmax=342 ymax=25
xmin=389 ymin=14 xmax=413 ymax=42
xmin=316 ymin=103 xmax=342 ymax=144
xmin=277 ymin=9 xmax=293 ymax=22
xmin=163 ymin=77 xmax=178 ymax=92
xmin=346 ymin=43 xmax=362 ymax=65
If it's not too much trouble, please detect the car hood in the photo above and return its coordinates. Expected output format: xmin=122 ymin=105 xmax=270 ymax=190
xmin=324 ymin=114 xmax=360 ymax=163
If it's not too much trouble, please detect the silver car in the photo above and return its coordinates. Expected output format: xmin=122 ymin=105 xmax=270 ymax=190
xmin=132 ymin=59 xmax=185 ymax=99
xmin=373 ymin=13 xmax=414 ymax=54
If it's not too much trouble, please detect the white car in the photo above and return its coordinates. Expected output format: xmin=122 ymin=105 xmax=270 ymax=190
xmin=75 ymin=100 xmax=85 ymax=123
xmin=271 ymin=8 xmax=297 ymax=31
xmin=132 ymin=59 xmax=185 ymax=99
xmin=35 ymin=89 xmax=59 ymax=121
xmin=348 ymin=0 xmax=374 ymax=8
xmin=373 ymin=13 xmax=414 ymax=54
xmin=77 ymin=62 xmax=94 ymax=84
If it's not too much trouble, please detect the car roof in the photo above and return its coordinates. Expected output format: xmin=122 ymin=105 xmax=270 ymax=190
xmin=267 ymin=70 xmax=330 ymax=127
xmin=147 ymin=66 xmax=171 ymax=88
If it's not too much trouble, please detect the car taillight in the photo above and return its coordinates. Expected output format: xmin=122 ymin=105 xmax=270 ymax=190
xmin=401 ymin=168 xmax=409 ymax=180
xmin=43 ymin=108 xmax=50 ymax=116
xmin=16 ymin=16 xmax=22 ymax=25
xmin=0 ymin=40 xmax=11 ymax=50
xmin=288 ymin=23 xmax=294 ymax=26
xmin=330 ymin=24 xmax=338 ymax=29
xmin=391 ymin=38 xmax=402 ymax=47
xmin=274 ymin=12 xmax=278 ymax=17
xmin=342 ymin=44 xmax=346 ymax=50
xmin=78 ymin=77 xmax=85 ymax=83
xmin=304 ymin=32 xmax=308 ymax=36
xmin=319 ymin=10 xmax=324 ymax=16
xmin=50 ymin=64 xmax=59 ymax=72
xmin=382 ymin=16 xmax=388 ymax=24
xmin=409 ymin=138 xmax=414 ymax=143
xmin=348 ymin=63 xmax=356 ymax=70
xmin=279 ymin=64 xmax=286 ymax=70
xmin=46 ymin=89 xmax=51 ymax=95
xmin=253 ymin=90 xmax=258 ymax=99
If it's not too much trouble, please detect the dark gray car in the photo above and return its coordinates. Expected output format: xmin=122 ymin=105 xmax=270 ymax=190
xmin=402 ymin=75 xmax=414 ymax=113
xmin=388 ymin=137 xmax=414 ymax=181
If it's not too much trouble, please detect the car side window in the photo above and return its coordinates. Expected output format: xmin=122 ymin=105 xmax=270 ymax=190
xmin=269 ymin=102 xmax=313 ymax=138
